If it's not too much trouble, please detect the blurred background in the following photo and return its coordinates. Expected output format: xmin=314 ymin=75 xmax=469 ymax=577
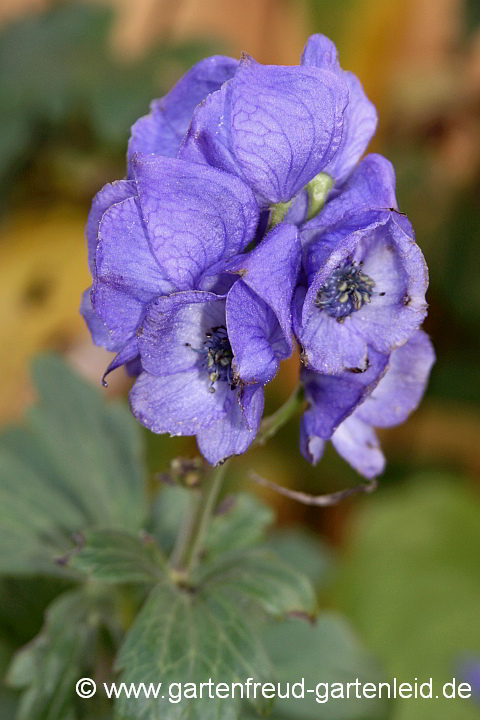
xmin=0 ymin=1 xmax=479 ymax=719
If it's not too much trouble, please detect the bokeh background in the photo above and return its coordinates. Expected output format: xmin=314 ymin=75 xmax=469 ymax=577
xmin=0 ymin=1 xmax=479 ymax=719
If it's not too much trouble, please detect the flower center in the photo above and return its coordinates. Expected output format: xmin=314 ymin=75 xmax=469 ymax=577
xmin=187 ymin=325 xmax=235 ymax=393
xmin=314 ymin=262 xmax=376 ymax=320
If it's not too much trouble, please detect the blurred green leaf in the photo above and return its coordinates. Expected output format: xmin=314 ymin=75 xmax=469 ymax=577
xmin=196 ymin=548 xmax=317 ymax=620
xmin=152 ymin=490 xmax=274 ymax=558
xmin=0 ymin=3 xmax=216 ymax=201
xmin=0 ymin=577 xmax=72 ymax=647
xmin=204 ymin=493 xmax=275 ymax=561
xmin=265 ymin=527 xmax=334 ymax=591
xmin=466 ymin=0 xmax=480 ymax=34
xmin=305 ymin=0 xmax=354 ymax=54
xmin=115 ymin=579 xmax=272 ymax=720
xmin=334 ymin=475 xmax=480 ymax=720
xmin=7 ymin=590 xmax=99 ymax=720
xmin=442 ymin=189 xmax=480 ymax=330
xmin=150 ymin=485 xmax=191 ymax=554
xmin=0 ymin=639 xmax=18 ymax=720
xmin=0 ymin=4 xmax=109 ymax=122
xmin=84 ymin=41 xmax=216 ymax=147
xmin=428 ymin=352 xmax=480 ymax=407
xmin=262 ymin=613 xmax=390 ymax=720
xmin=0 ymin=117 xmax=31 ymax=193
xmin=0 ymin=354 xmax=147 ymax=576
xmin=68 ymin=529 xmax=166 ymax=584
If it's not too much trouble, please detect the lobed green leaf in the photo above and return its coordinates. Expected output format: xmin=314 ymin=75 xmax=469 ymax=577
xmin=69 ymin=529 xmax=167 ymax=584
xmin=0 ymin=354 xmax=147 ymax=577
xmin=196 ymin=548 xmax=317 ymax=620
xmin=115 ymin=578 xmax=273 ymax=720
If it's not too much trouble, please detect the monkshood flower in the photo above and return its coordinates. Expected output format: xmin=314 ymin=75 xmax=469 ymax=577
xmin=127 ymin=55 xmax=238 ymax=177
xmin=82 ymin=153 xmax=301 ymax=460
xmin=80 ymin=31 xmax=432 ymax=469
xmin=179 ymin=34 xmax=376 ymax=223
xmin=130 ymin=288 xmax=291 ymax=465
xmin=81 ymin=154 xmax=259 ymax=378
xmin=128 ymin=221 xmax=300 ymax=464
xmin=301 ymin=330 xmax=435 ymax=477
xmin=293 ymin=155 xmax=428 ymax=375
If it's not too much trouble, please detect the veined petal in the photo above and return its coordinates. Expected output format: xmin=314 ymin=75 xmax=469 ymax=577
xmin=323 ymin=72 xmax=377 ymax=185
xmin=297 ymin=213 xmax=428 ymax=372
xmin=297 ymin=233 xmax=370 ymax=374
xmin=227 ymin=222 xmax=301 ymax=350
xmin=302 ymin=155 xmax=397 ymax=246
xmin=349 ymin=215 xmax=428 ymax=354
xmin=86 ymin=180 xmax=136 ymax=270
xmin=331 ymin=415 xmax=385 ymax=479
xmin=228 ymin=58 xmax=348 ymax=203
xmin=301 ymin=348 xmax=389 ymax=439
xmin=301 ymin=34 xmax=340 ymax=70
xmin=103 ymin=336 xmax=139 ymax=382
xmin=95 ymin=196 xmax=173 ymax=301
xmin=138 ymin=292 xmax=225 ymax=377
xmin=133 ymin=155 xmax=259 ymax=289
xmin=130 ymin=370 xmax=231 ymax=436
xmin=196 ymin=384 xmax=263 ymax=465
xmin=91 ymin=284 xmax=145 ymax=347
xmin=181 ymin=56 xmax=349 ymax=205
xmin=298 ymin=303 xmax=368 ymax=374
xmin=91 ymin=195 xmax=174 ymax=351
xmin=80 ymin=287 xmax=119 ymax=352
xmin=300 ymin=420 xmax=326 ymax=465
xmin=239 ymin=383 xmax=264 ymax=431
xmin=179 ymin=81 xmax=238 ymax=174
xmin=127 ymin=55 xmax=238 ymax=176
xmin=226 ymin=281 xmax=290 ymax=385
xmin=302 ymin=35 xmax=377 ymax=186
xmin=356 ymin=330 xmax=435 ymax=427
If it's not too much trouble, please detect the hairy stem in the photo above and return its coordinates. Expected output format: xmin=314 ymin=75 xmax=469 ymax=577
xmin=254 ymin=384 xmax=304 ymax=447
xmin=169 ymin=460 xmax=229 ymax=580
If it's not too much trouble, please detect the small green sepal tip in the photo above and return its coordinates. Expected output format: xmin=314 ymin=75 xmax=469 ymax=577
xmin=268 ymin=199 xmax=293 ymax=229
xmin=306 ymin=172 xmax=333 ymax=221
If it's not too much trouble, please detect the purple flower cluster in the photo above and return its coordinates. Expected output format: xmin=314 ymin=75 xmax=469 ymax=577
xmin=82 ymin=35 xmax=434 ymax=471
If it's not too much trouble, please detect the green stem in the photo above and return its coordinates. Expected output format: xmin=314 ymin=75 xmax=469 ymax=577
xmin=254 ymin=384 xmax=304 ymax=447
xmin=169 ymin=460 xmax=229 ymax=579
xmin=168 ymin=384 xmax=303 ymax=581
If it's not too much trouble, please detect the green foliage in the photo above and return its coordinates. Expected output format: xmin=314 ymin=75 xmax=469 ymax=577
xmin=152 ymin=489 xmax=274 ymax=559
xmin=203 ymin=493 xmax=275 ymax=561
xmin=262 ymin=613 xmax=391 ymax=720
xmin=0 ymin=640 xmax=18 ymax=720
xmin=195 ymin=548 xmax=318 ymax=619
xmin=335 ymin=475 xmax=480 ymax=720
xmin=115 ymin=579 xmax=272 ymax=720
xmin=0 ymin=354 xmax=147 ymax=576
xmin=0 ymin=356 xmax=388 ymax=720
xmin=440 ymin=188 xmax=480 ymax=331
xmin=68 ymin=530 xmax=167 ymax=585
xmin=466 ymin=0 xmax=480 ymax=35
xmin=150 ymin=486 xmax=191 ymax=554
xmin=265 ymin=527 xmax=334 ymax=590
xmin=0 ymin=577 xmax=73 ymax=647
xmin=7 ymin=590 xmax=103 ymax=720
xmin=0 ymin=2 xmax=215 ymax=200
